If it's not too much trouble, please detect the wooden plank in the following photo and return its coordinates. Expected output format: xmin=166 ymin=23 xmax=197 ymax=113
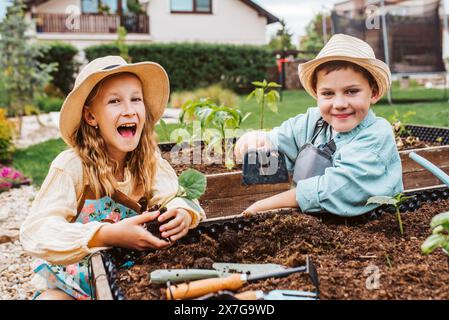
xmin=91 ymin=253 xmax=113 ymax=300
xmin=403 ymin=167 xmax=449 ymax=190
xmin=400 ymin=145 xmax=449 ymax=172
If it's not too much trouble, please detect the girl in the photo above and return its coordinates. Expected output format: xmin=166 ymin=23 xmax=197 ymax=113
xmin=20 ymin=56 xmax=206 ymax=300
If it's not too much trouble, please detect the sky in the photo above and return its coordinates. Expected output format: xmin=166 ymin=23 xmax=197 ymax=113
xmin=253 ymin=0 xmax=343 ymax=46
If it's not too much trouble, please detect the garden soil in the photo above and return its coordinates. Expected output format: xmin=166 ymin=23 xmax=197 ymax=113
xmin=114 ymin=198 xmax=449 ymax=300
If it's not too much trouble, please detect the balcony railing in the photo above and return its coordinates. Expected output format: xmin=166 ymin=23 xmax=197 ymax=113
xmin=32 ymin=13 xmax=149 ymax=34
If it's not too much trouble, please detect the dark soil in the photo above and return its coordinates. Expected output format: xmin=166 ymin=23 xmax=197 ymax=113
xmin=161 ymin=147 xmax=242 ymax=175
xmin=114 ymin=198 xmax=449 ymax=300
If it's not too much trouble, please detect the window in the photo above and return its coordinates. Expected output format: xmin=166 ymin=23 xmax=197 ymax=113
xmin=81 ymin=0 xmax=129 ymax=14
xmin=171 ymin=0 xmax=212 ymax=13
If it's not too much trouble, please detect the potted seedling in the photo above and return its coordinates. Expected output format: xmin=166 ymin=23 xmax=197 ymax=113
xmin=143 ymin=169 xmax=207 ymax=239
xmin=180 ymin=98 xmax=250 ymax=170
xmin=421 ymin=211 xmax=449 ymax=259
xmin=246 ymin=80 xmax=281 ymax=130
xmin=366 ymin=193 xmax=415 ymax=236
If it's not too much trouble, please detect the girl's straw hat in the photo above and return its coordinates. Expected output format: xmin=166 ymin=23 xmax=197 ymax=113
xmin=59 ymin=56 xmax=169 ymax=146
xmin=298 ymin=34 xmax=391 ymax=99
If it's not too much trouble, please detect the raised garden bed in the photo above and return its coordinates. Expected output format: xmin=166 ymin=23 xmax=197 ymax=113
xmin=92 ymin=186 xmax=449 ymax=300
xmin=159 ymin=124 xmax=449 ymax=218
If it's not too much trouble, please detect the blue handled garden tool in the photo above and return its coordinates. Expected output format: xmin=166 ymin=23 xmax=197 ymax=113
xmin=409 ymin=152 xmax=449 ymax=187
xmin=234 ymin=289 xmax=318 ymax=300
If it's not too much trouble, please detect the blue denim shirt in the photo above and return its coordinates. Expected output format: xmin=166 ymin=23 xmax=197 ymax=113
xmin=267 ymin=107 xmax=404 ymax=217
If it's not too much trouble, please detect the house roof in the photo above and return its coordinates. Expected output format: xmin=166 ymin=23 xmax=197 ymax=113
xmin=24 ymin=0 xmax=280 ymax=24
xmin=240 ymin=0 xmax=280 ymax=24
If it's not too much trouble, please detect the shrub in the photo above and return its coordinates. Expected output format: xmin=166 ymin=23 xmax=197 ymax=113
xmin=36 ymin=96 xmax=64 ymax=113
xmin=170 ymin=85 xmax=238 ymax=108
xmin=37 ymin=43 xmax=80 ymax=95
xmin=0 ymin=109 xmax=15 ymax=163
xmin=84 ymin=43 xmax=275 ymax=93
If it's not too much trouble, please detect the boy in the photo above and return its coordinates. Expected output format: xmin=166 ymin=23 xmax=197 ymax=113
xmin=235 ymin=34 xmax=403 ymax=217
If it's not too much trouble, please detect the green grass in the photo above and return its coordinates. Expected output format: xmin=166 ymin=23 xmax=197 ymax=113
xmin=12 ymin=138 xmax=68 ymax=186
xmin=12 ymin=88 xmax=449 ymax=187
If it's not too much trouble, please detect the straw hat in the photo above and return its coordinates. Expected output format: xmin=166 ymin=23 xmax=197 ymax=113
xmin=298 ymin=34 xmax=391 ymax=99
xmin=59 ymin=56 xmax=169 ymax=146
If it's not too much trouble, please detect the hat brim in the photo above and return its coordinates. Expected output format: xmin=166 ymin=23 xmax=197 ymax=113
xmin=59 ymin=62 xmax=169 ymax=147
xmin=298 ymin=56 xmax=391 ymax=100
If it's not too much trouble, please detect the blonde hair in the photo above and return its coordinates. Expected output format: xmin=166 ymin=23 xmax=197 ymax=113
xmin=73 ymin=72 xmax=158 ymax=200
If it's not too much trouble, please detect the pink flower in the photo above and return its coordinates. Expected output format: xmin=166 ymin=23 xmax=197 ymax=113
xmin=108 ymin=211 xmax=121 ymax=223
xmin=12 ymin=172 xmax=22 ymax=180
xmin=82 ymin=215 xmax=90 ymax=224
xmin=1 ymin=167 xmax=11 ymax=178
xmin=81 ymin=203 xmax=95 ymax=215
xmin=66 ymin=264 xmax=78 ymax=276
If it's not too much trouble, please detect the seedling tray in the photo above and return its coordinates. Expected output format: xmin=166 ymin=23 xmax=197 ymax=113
xmin=91 ymin=186 xmax=449 ymax=300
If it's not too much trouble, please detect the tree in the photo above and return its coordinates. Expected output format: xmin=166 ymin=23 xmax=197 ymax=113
xmin=268 ymin=19 xmax=294 ymax=51
xmin=0 ymin=0 xmax=55 ymax=132
xmin=299 ymin=13 xmax=326 ymax=57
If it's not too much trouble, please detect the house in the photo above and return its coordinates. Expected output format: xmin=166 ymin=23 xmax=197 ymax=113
xmin=24 ymin=0 xmax=280 ymax=52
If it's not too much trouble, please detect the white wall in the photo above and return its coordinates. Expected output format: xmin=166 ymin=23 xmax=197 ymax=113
xmin=148 ymin=0 xmax=268 ymax=45
xmin=34 ymin=0 xmax=81 ymax=13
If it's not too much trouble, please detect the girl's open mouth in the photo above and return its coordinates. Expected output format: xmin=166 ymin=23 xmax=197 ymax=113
xmin=117 ymin=123 xmax=137 ymax=138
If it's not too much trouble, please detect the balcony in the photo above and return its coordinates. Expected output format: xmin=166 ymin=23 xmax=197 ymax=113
xmin=32 ymin=13 xmax=149 ymax=34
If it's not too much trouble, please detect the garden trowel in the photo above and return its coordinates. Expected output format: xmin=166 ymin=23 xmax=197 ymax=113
xmin=235 ymin=289 xmax=318 ymax=300
xmin=150 ymin=262 xmax=286 ymax=284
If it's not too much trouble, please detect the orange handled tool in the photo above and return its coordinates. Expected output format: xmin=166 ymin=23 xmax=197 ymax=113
xmin=166 ymin=274 xmax=247 ymax=300
xmin=166 ymin=264 xmax=308 ymax=300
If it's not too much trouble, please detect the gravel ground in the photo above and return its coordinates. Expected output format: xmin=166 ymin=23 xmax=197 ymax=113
xmin=0 ymin=186 xmax=38 ymax=300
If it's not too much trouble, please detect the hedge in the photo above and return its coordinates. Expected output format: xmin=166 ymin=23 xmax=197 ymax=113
xmin=38 ymin=43 xmax=80 ymax=95
xmin=84 ymin=43 xmax=276 ymax=93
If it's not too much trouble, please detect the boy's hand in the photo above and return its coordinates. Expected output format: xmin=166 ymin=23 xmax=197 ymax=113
xmin=234 ymin=131 xmax=272 ymax=162
xmin=90 ymin=211 xmax=171 ymax=250
xmin=158 ymin=208 xmax=192 ymax=242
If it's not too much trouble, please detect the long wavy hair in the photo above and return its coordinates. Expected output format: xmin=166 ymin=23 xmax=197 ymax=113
xmin=72 ymin=72 xmax=158 ymax=200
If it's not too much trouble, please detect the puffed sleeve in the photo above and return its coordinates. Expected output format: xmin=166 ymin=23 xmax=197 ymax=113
xmin=150 ymin=152 xmax=206 ymax=228
xmin=20 ymin=165 xmax=109 ymax=265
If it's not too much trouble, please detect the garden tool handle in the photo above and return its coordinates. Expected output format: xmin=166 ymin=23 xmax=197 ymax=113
xmin=167 ymin=274 xmax=246 ymax=300
xmin=234 ymin=290 xmax=263 ymax=300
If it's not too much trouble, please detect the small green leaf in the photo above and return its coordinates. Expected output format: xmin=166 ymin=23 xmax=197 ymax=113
xmin=366 ymin=196 xmax=398 ymax=206
xmin=267 ymin=82 xmax=282 ymax=88
xmin=430 ymin=211 xmax=449 ymax=229
xmin=255 ymin=88 xmax=264 ymax=105
xmin=178 ymin=169 xmax=207 ymax=200
xmin=251 ymin=81 xmax=264 ymax=87
xmin=246 ymin=90 xmax=256 ymax=101
xmin=432 ymin=225 xmax=445 ymax=235
xmin=421 ymin=234 xmax=446 ymax=255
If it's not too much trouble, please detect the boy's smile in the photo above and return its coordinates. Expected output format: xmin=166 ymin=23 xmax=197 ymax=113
xmin=316 ymin=68 xmax=380 ymax=133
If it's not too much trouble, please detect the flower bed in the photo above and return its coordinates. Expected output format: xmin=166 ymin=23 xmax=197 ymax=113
xmin=92 ymin=186 xmax=449 ymax=300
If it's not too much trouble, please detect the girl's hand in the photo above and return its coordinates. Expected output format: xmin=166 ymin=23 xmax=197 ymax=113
xmin=158 ymin=208 xmax=192 ymax=242
xmin=89 ymin=211 xmax=171 ymax=250
xmin=234 ymin=131 xmax=272 ymax=161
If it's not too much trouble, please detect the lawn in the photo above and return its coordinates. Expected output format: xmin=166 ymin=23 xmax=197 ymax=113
xmin=12 ymin=88 xmax=449 ymax=186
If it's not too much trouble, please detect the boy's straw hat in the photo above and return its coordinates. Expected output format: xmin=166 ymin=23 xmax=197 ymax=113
xmin=59 ymin=56 xmax=169 ymax=146
xmin=298 ymin=34 xmax=391 ymax=99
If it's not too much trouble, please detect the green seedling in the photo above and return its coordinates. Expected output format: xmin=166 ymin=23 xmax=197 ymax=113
xmin=366 ymin=193 xmax=415 ymax=236
xmin=421 ymin=211 xmax=449 ymax=255
xmin=246 ymin=80 xmax=281 ymax=129
xmin=145 ymin=169 xmax=206 ymax=238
